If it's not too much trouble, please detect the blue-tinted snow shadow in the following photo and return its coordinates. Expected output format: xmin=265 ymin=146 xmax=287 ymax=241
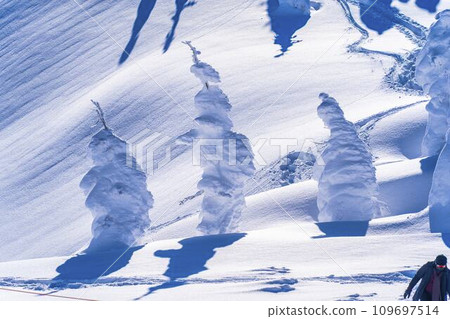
xmin=441 ymin=233 xmax=450 ymax=248
xmin=313 ymin=221 xmax=369 ymax=238
xmin=420 ymin=155 xmax=438 ymax=173
xmin=376 ymin=155 xmax=435 ymax=216
xmin=162 ymin=0 xmax=196 ymax=53
xmin=50 ymin=245 xmax=143 ymax=287
xmin=267 ymin=0 xmax=310 ymax=57
xmin=135 ymin=233 xmax=246 ymax=299
xmin=394 ymin=0 xmax=440 ymax=13
xmin=119 ymin=0 xmax=157 ymax=64
xmin=358 ymin=0 xmax=398 ymax=34
xmin=415 ymin=0 xmax=440 ymax=13
xmin=260 ymin=278 xmax=298 ymax=293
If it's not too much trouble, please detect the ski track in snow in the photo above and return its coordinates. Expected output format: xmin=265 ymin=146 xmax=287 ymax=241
xmin=339 ymin=0 xmax=427 ymax=91
xmin=356 ymin=99 xmax=428 ymax=147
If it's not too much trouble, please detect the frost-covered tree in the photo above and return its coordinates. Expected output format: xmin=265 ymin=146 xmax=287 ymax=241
xmin=314 ymin=93 xmax=381 ymax=222
xmin=429 ymin=130 xmax=450 ymax=233
xmin=415 ymin=10 xmax=450 ymax=156
xmin=184 ymin=41 xmax=255 ymax=235
xmin=80 ymin=100 xmax=153 ymax=252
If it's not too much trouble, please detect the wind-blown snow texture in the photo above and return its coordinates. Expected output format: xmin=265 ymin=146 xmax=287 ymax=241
xmin=415 ymin=9 xmax=450 ymax=156
xmin=1 ymin=0 xmax=450 ymax=301
xmin=80 ymin=129 xmax=152 ymax=252
xmin=314 ymin=93 xmax=381 ymax=222
xmin=186 ymin=45 xmax=255 ymax=235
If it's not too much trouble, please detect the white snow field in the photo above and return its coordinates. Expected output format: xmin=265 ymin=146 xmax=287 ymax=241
xmin=1 ymin=0 xmax=450 ymax=300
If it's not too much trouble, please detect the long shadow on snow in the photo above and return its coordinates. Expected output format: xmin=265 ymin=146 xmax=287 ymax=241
xmin=119 ymin=0 xmax=158 ymax=64
xmin=267 ymin=0 xmax=310 ymax=57
xmin=50 ymin=245 xmax=144 ymax=287
xmin=441 ymin=233 xmax=450 ymax=248
xmin=162 ymin=0 xmax=196 ymax=53
xmin=399 ymin=0 xmax=441 ymax=13
xmin=135 ymin=233 xmax=246 ymax=299
xmin=415 ymin=0 xmax=440 ymax=13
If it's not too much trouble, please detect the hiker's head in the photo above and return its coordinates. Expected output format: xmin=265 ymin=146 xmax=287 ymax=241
xmin=435 ymin=255 xmax=447 ymax=271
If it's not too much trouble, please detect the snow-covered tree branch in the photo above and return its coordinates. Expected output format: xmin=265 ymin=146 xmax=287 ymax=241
xmin=91 ymin=99 xmax=109 ymax=130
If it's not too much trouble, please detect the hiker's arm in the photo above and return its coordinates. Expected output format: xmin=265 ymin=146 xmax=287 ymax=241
xmin=447 ymin=272 xmax=450 ymax=299
xmin=406 ymin=264 xmax=426 ymax=292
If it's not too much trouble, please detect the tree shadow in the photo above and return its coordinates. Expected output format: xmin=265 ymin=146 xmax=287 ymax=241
xmin=313 ymin=221 xmax=369 ymax=238
xmin=50 ymin=245 xmax=143 ymax=288
xmin=441 ymin=233 xmax=450 ymax=248
xmin=163 ymin=0 xmax=196 ymax=53
xmin=119 ymin=0 xmax=158 ymax=65
xmin=415 ymin=0 xmax=440 ymax=13
xmin=267 ymin=0 xmax=311 ymax=57
xmin=135 ymin=233 xmax=246 ymax=299
xmin=394 ymin=0 xmax=440 ymax=13
xmin=420 ymin=155 xmax=438 ymax=173
xmin=358 ymin=0 xmax=398 ymax=35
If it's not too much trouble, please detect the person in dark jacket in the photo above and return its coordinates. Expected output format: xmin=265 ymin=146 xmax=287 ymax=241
xmin=404 ymin=255 xmax=450 ymax=301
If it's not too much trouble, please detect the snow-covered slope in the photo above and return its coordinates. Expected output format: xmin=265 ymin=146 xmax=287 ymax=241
xmin=1 ymin=0 xmax=450 ymax=300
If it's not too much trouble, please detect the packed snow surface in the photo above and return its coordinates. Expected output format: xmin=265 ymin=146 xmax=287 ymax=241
xmin=1 ymin=0 xmax=450 ymax=300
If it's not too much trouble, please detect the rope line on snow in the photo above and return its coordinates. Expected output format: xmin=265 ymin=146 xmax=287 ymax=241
xmin=0 ymin=287 xmax=97 ymax=301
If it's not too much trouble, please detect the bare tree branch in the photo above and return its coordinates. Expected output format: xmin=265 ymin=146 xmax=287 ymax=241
xmin=183 ymin=40 xmax=200 ymax=64
xmin=91 ymin=99 xmax=109 ymax=130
